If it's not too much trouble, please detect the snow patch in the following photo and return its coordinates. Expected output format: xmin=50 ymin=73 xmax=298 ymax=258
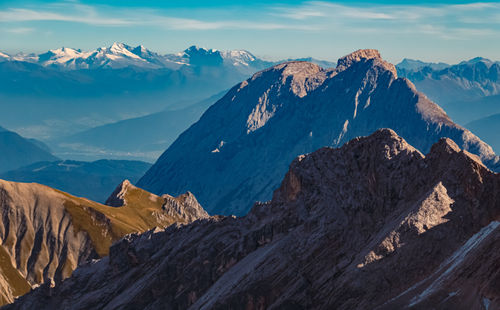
xmin=334 ymin=120 xmax=349 ymax=145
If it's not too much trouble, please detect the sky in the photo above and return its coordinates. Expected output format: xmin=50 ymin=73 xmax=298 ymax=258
xmin=1 ymin=0 xmax=499 ymax=64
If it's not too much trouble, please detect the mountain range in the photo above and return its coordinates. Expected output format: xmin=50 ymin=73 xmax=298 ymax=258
xmin=138 ymin=49 xmax=500 ymax=216
xmin=396 ymin=58 xmax=450 ymax=71
xmin=0 ymin=159 xmax=151 ymax=203
xmin=397 ymin=57 xmax=500 ymax=124
xmin=1 ymin=47 xmax=500 ymax=308
xmin=0 ymin=43 xmax=270 ymax=71
xmin=0 ymin=43 xmax=335 ymax=159
xmin=8 ymin=129 xmax=500 ymax=309
xmin=0 ymin=178 xmax=208 ymax=305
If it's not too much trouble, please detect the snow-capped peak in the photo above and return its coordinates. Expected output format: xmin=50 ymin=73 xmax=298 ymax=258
xmin=221 ymin=50 xmax=256 ymax=66
xmin=4 ymin=43 xmax=269 ymax=70
xmin=107 ymin=42 xmax=142 ymax=60
xmin=49 ymin=47 xmax=84 ymax=58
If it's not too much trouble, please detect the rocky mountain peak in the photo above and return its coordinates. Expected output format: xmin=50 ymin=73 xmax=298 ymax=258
xmin=337 ymin=48 xmax=381 ymax=66
xmin=251 ymin=61 xmax=322 ymax=79
xmin=248 ymin=61 xmax=326 ymax=98
xmin=138 ymin=49 xmax=499 ymax=216
xmin=430 ymin=137 xmax=461 ymax=155
xmin=336 ymin=48 xmax=397 ymax=76
xmin=427 ymin=137 xmax=487 ymax=171
xmin=161 ymin=191 xmax=209 ymax=222
xmin=11 ymin=130 xmax=500 ymax=309
xmin=275 ymin=128 xmax=423 ymax=204
xmin=105 ymin=179 xmax=133 ymax=207
xmin=106 ymin=179 xmax=209 ymax=221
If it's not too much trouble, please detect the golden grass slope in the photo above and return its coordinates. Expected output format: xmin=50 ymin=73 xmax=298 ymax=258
xmin=0 ymin=179 xmax=208 ymax=305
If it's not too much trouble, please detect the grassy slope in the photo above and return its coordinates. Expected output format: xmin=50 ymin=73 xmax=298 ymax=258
xmin=58 ymin=186 xmax=182 ymax=256
xmin=0 ymin=181 xmax=189 ymax=305
xmin=0 ymin=246 xmax=31 ymax=304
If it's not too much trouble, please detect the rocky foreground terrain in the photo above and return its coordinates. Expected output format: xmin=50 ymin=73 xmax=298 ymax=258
xmin=8 ymin=129 xmax=500 ymax=309
xmin=138 ymin=49 xmax=499 ymax=216
xmin=0 ymin=180 xmax=207 ymax=305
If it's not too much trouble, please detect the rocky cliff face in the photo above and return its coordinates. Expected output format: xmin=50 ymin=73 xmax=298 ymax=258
xmin=138 ymin=49 xmax=499 ymax=215
xmin=10 ymin=129 xmax=500 ymax=309
xmin=0 ymin=179 xmax=207 ymax=305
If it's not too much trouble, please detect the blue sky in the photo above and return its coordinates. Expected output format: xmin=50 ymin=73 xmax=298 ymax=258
xmin=1 ymin=0 xmax=499 ymax=63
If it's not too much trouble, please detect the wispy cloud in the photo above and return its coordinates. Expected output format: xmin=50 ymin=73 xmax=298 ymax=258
xmin=0 ymin=2 xmax=315 ymax=31
xmin=271 ymin=1 xmax=500 ymax=39
xmin=0 ymin=7 xmax=134 ymax=26
xmin=4 ymin=27 xmax=35 ymax=34
xmin=1 ymin=0 xmax=500 ymax=49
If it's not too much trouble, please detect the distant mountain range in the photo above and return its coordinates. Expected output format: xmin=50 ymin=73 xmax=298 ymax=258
xmin=396 ymin=57 xmax=500 ymax=124
xmin=2 ymin=44 xmax=498 ymax=164
xmin=138 ymin=49 xmax=499 ymax=216
xmin=0 ymin=43 xmax=335 ymax=74
xmin=396 ymin=57 xmax=500 ymax=154
xmin=0 ymin=126 xmax=59 ymax=173
xmin=0 ymin=159 xmax=151 ymax=203
xmin=0 ymin=43 xmax=335 ymax=152
xmin=0 ymin=43 xmax=269 ymax=71
xmin=396 ymin=58 xmax=450 ymax=71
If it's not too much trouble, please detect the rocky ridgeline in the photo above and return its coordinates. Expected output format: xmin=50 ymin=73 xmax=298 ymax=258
xmin=9 ymin=129 xmax=500 ymax=309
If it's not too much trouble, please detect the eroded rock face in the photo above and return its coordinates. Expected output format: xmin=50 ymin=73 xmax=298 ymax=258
xmin=0 ymin=180 xmax=207 ymax=306
xmin=11 ymin=129 xmax=500 ymax=309
xmin=138 ymin=49 xmax=499 ymax=216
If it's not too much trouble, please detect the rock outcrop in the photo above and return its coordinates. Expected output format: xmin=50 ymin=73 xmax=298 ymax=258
xmin=138 ymin=49 xmax=499 ymax=215
xmin=9 ymin=129 xmax=500 ymax=309
xmin=0 ymin=179 xmax=207 ymax=305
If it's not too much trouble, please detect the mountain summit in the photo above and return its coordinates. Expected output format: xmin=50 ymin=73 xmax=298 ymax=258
xmin=138 ymin=49 xmax=499 ymax=215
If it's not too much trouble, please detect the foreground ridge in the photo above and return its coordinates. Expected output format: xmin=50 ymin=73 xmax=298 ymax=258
xmin=0 ymin=180 xmax=207 ymax=306
xmin=9 ymin=129 xmax=500 ymax=309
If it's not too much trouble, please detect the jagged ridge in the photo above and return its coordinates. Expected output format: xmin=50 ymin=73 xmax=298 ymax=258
xmin=0 ymin=179 xmax=207 ymax=305
xmin=9 ymin=129 xmax=500 ymax=309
